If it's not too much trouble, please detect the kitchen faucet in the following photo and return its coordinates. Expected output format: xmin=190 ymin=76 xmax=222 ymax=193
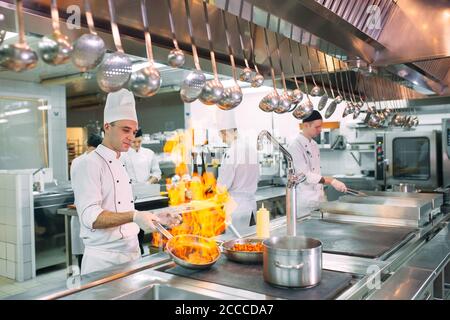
xmin=257 ymin=130 xmax=306 ymax=236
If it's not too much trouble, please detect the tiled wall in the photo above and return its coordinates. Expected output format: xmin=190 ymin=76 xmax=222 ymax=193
xmin=0 ymin=173 xmax=35 ymax=281
xmin=0 ymin=79 xmax=68 ymax=182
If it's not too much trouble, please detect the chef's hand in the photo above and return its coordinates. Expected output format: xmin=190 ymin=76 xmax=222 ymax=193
xmin=156 ymin=209 xmax=183 ymax=228
xmin=148 ymin=176 xmax=159 ymax=184
xmin=330 ymin=179 xmax=348 ymax=193
xmin=133 ymin=211 xmax=160 ymax=232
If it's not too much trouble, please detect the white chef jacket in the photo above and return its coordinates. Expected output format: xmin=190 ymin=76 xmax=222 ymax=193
xmin=71 ymin=144 xmax=140 ymax=274
xmin=287 ymin=133 xmax=325 ymax=217
xmin=70 ymin=153 xmax=87 ymax=256
xmin=121 ymin=147 xmax=162 ymax=183
xmin=217 ymin=138 xmax=260 ymax=234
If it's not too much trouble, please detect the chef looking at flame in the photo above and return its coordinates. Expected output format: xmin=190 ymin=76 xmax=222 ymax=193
xmin=216 ymin=110 xmax=260 ymax=235
xmin=71 ymin=89 xmax=182 ymax=275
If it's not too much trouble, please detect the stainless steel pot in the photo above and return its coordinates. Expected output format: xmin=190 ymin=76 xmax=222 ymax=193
xmin=263 ymin=236 xmax=322 ymax=288
xmin=393 ymin=183 xmax=420 ymax=193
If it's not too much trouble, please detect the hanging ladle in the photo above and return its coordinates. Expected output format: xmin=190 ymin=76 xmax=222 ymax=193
xmin=166 ymin=0 xmax=185 ymax=68
xmin=288 ymin=24 xmax=303 ymax=106
xmin=199 ymin=0 xmax=224 ymax=105
xmin=259 ymin=15 xmax=280 ymax=113
xmin=96 ymin=0 xmax=132 ymax=93
xmin=273 ymin=18 xmax=293 ymax=114
xmin=236 ymin=1 xmax=252 ymax=82
xmin=324 ymin=48 xmax=343 ymax=119
xmin=316 ymin=49 xmax=329 ymax=111
xmin=217 ymin=4 xmax=242 ymax=110
xmin=72 ymin=0 xmax=106 ymax=72
xmin=247 ymin=5 xmax=264 ymax=88
xmin=38 ymin=0 xmax=73 ymax=65
xmin=0 ymin=0 xmax=38 ymax=72
xmin=292 ymin=29 xmax=314 ymax=120
xmin=180 ymin=0 xmax=206 ymax=103
xmin=305 ymin=33 xmax=321 ymax=97
xmin=128 ymin=0 xmax=161 ymax=97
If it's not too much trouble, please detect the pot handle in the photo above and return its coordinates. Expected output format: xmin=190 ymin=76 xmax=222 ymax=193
xmin=275 ymin=261 xmax=304 ymax=270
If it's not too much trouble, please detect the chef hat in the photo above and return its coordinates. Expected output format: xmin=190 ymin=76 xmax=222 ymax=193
xmin=216 ymin=109 xmax=237 ymax=131
xmin=302 ymin=110 xmax=323 ymax=123
xmin=103 ymin=89 xmax=138 ymax=125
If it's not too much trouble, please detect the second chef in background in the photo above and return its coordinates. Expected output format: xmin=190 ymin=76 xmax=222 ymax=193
xmin=216 ymin=110 xmax=260 ymax=235
xmin=121 ymin=128 xmax=162 ymax=185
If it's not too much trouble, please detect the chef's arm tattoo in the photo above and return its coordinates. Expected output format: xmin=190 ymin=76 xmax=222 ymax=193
xmin=93 ymin=210 xmax=134 ymax=229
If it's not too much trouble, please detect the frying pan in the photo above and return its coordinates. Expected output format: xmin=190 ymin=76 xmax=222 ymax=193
xmin=154 ymin=222 xmax=221 ymax=270
xmin=221 ymin=237 xmax=264 ymax=264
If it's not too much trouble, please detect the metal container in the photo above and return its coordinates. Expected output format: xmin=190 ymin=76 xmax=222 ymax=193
xmin=393 ymin=183 xmax=420 ymax=193
xmin=222 ymin=238 xmax=263 ymax=264
xmin=263 ymin=236 xmax=322 ymax=288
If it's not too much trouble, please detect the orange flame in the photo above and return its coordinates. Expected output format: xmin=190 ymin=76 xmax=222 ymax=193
xmin=152 ymin=131 xmax=230 ymax=259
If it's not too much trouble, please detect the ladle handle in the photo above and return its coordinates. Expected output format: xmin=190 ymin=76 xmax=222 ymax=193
xmin=221 ymin=4 xmax=237 ymax=82
xmin=50 ymin=0 xmax=61 ymax=34
xmin=84 ymin=0 xmax=97 ymax=36
xmin=236 ymin=0 xmax=250 ymax=69
xmin=262 ymin=15 xmax=278 ymax=94
xmin=202 ymin=0 xmax=219 ymax=81
xmin=107 ymin=0 xmax=124 ymax=53
xmin=247 ymin=5 xmax=259 ymax=73
xmin=166 ymin=0 xmax=179 ymax=50
xmin=274 ymin=19 xmax=287 ymax=92
xmin=288 ymin=24 xmax=300 ymax=90
xmin=184 ymin=0 xmax=201 ymax=71
xmin=140 ymin=0 xmax=154 ymax=63
xmin=15 ymin=0 xmax=26 ymax=45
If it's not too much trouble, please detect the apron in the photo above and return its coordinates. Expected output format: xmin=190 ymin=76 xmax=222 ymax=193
xmin=294 ymin=142 xmax=325 ymax=218
xmin=81 ymin=245 xmax=141 ymax=275
xmin=70 ymin=216 xmax=85 ymax=255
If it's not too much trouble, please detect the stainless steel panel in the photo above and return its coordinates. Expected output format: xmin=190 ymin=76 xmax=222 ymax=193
xmin=363 ymin=191 xmax=443 ymax=210
xmin=320 ymin=196 xmax=431 ymax=226
xmin=442 ymin=119 xmax=450 ymax=188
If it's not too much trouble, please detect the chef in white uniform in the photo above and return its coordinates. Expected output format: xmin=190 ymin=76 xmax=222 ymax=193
xmin=287 ymin=110 xmax=347 ymax=217
xmin=70 ymin=133 xmax=103 ymax=268
xmin=216 ymin=110 xmax=260 ymax=235
xmin=121 ymin=128 xmax=162 ymax=184
xmin=71 ymin=89 xmax=181 ymax=275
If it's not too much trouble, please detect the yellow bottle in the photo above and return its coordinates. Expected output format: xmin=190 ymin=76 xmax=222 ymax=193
xmin=256 ymin=203 xmax=270 ymax=238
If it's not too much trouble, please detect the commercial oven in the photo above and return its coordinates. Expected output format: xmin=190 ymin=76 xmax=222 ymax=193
xmin=375 ymin=130 xmax=442 ymax=190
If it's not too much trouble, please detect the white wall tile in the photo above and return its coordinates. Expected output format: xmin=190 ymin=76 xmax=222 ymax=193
xmin=20 ymin=207 xmax=31 ymax=227
xmin=6 ymin=243 xmax=16 ymax=262
xmin=0 ymin=258 xmax=6 ymax=277
xmin=6 ymin=261 xmax=15 ymax=279
xmin=0 ymin=208 xmax=5 ymax=225
xmin=0 ymin=242 xmax=6 ymax=259
xmin=5 ymin=207 xmax=17 ymax=227
xmin=6 ymin=225 xmax=16 ymax=243
xmin=22 ymin=261 xmax=33 ymax=281
xmin=6 ymin=189 xmax=16 ymax=207
xmin=22 ymin=225 xmax=32 ymax=245
xmin=22 ymin=244 xmax=32 ymax=263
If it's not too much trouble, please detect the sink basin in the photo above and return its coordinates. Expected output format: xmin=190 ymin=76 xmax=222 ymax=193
xmin=115 ymin=284 xmax=217 ymax=300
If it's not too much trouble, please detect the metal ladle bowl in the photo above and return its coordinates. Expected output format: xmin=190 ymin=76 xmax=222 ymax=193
xmin=352 ymin=105 xmax=361 ymax=119
xmin=259 ymin=92 xmax=279 ymax=112
xmin=96 ymin=52 xmax=132 ymax=93
xmin=167 ymin=48 xmax=185 ymax=68
xmin=251 ymin=73 xmax=264 ymax=88
xmin=274 ymin=92 xmax=293 ymax=114
xmin=218 ymin=84 xmax=242 ymax=110
xmin=129 ymin=62 xmax=161 ymax=97
xmin=38 ymin=32 xmax=73 ymax=65
xmin=180 ymin=70 xmax=207 ymax=103
xmin=310 ymin=85 xmax=321 ymax=97
xmin=291 ymin=89 xmax=304 ymax=104
xmin=293 ymin=99 xmax=314 ymax=119
xmin=342 ymin=102 xmax=354 ymax=118
xmin=72 ymin=33 xmax=106 ymax=71
xmin=0 ymin=43 xmax=38 ymax=72
xmin=239 ymin=67 xmax=253 ymax=82
xmin=199 ymin=79 xmax=224 ymax=105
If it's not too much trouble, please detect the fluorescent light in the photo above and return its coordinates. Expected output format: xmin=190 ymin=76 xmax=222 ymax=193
xmin=4 ymin=108 xmax=30 ymax=116
xmin=0 ymin=118 xmax=8 ymax=124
